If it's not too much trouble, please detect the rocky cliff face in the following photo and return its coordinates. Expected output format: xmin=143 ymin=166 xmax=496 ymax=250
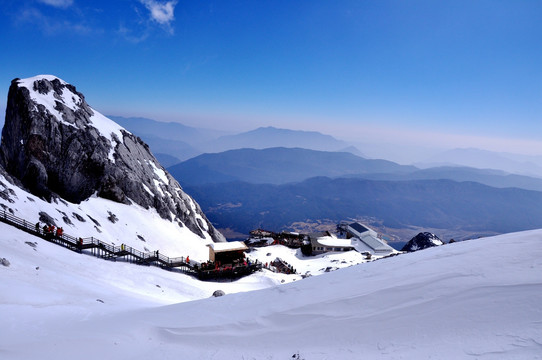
xmin=401 ymin=232 xmax=443 ymax=252
xmin=0 ymin=75 xmax=224 ymax=243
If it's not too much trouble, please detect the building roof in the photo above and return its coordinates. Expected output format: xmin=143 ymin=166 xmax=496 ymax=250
xmin=208 ymin=241 xmax=248 ymax=253
xmin=358 ymin=234 xmax=394 ymax=253
xmin=349 ymin=222 xmax=371 ymax=234
xmin=346 ymin=222 xmax=395 ymax=254
xmin=316 ymin=236 xmax=355 ymax=249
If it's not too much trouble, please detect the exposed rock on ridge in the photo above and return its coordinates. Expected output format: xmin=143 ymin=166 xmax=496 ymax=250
xmin=0 ymin=75 xmax=225 ymax=243
xmin=401 ymin=232 xmax=443 ymax=252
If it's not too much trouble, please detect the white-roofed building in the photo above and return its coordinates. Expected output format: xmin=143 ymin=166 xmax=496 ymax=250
xmin=207 ymin=241 xmax=248 ymax=263
xmin=309 ymin=223 xmax=396 ymax=256
xmin=311 ymin=235 xmax=356 ymax=255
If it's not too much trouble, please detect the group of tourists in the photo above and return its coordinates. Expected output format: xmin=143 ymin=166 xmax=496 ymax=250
xmin=268 ymin=259 xmax=296 ymax=274
xmin=36 ymin=222 xmax=63 ymax=238
xmin=197 ymin=258 xmax=259 ymax=272
xmin=198 ymin=260 xmax=219 ymax=271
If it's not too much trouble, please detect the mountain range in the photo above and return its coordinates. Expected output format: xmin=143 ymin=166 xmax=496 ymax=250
xmin=169 ymin=147 xmax=415 ymax=185
xmin=350 ymin=166 xmax=542 ymax=192
xmin=161 ymin=146 xmax=542 ymax=240
xmin=184 ymin=177 xmax=542 ymax=238
xmin=208 ymin=126 xmax=360 ymax=154
xmin=417 ymin=147 xmax=542 ymax=178
xmin=168 ymin=147 xmax=542 ymax=192
xmin=102 ymin=116 xmax=542 ymax=241
xmin=108 ymin=116 xmax=362 ymax=163
xmin=109 ymin=116 xmax=542 ymax=179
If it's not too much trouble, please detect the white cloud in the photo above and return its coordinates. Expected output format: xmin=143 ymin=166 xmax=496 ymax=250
xmin=37 ymin=0 xmax=74 ymax=8
xmin=139 ymin=0 xmax=178 ymax=32
xmin=18 ymin=7 xmax=93 ymax=36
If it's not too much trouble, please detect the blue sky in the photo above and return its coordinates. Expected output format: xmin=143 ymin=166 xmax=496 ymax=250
xmin=0 ymin=0 xmax=540 ymax=159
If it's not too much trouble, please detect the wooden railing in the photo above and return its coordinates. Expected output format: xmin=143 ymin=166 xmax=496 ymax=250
xmin=0 ymin=209 xmax=195 ymax=273
xmin=0 ymin=209 xmax=262 ymax=280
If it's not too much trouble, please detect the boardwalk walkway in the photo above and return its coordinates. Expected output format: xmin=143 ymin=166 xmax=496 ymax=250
xmin=1 ymin=209 xmax=201 ymax=276
xmin=1 ymin=209 xmax=262 ymax=280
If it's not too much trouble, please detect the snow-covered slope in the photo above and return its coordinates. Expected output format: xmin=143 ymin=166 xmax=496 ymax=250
xmin=1 ymin=223 xmax=540 ymax=359
xmin=0 ymin=174 xmax=213 ymax=260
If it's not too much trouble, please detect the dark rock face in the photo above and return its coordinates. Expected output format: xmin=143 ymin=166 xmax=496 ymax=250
xmin=212 ymin=290 xmax=225 ymax=297
xmin=38 ymin=211 xmax=56 ymax=226
xmin=0 ymin=75 xmax=225 ymax=243
xmin=401 ymin=232 xmax=443 ymax=252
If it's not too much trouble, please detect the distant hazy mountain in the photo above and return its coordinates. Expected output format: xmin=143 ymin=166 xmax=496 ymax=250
xmin=340 ymin=145 xmax=365 ymax=157
xmin=108 ymin=116 xmax=227 ymax=161
xmin=108 ymin=116 xmax=225 ymax=143
xmin=107 ymin=118 xmax=363 ymax=161
xmin=168 ymin=147 xmax=415 ymax=185
xmin=132 ymin=135 xmax=201 ymax=162
xmin=417 ymin=148 xmax=542 ymax=178
xmin=185 ymin=177 xmax=542 ymax=236
xmin=168 ymin=147 xmax=542 ymax=191
xmin=209 ymin=126 xmax=362 ymax=154
xmin=154 ymin=153 xmax=182 ymax=168
xmin=351 ymin=166 xmax=542 ymax=192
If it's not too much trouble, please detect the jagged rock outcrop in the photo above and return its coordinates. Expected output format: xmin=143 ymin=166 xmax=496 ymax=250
xmin=0 ymin=75 xmax=225 ymax=242
xmin=401 ymin=232 xmax=443 ymax=252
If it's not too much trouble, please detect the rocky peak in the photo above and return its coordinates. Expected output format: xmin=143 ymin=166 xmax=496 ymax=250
xmin=0 ymin=75 xmax=225 ymax=243
xmin=401 ymin=232 xmax=443 ymax=252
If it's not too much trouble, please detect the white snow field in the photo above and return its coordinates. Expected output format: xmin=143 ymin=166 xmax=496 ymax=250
xmin=1 ymin=222 xmax=541 ymax=359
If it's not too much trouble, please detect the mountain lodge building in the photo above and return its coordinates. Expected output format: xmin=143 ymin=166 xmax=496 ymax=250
xmin=207 ymin=241 xmax=249 ymax=264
